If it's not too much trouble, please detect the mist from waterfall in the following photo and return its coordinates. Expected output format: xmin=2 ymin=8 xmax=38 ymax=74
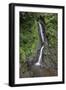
xmin=35 ymin=22 xmax=45 ymax=66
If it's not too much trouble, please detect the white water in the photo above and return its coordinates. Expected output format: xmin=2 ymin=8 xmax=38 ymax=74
xmin=35 ymin=22 xmax=45 ymax=66
xmin=39 ymin=22 xmax=44 ymax=42
xmin=35 ymin=45 xmax=44 ymax=66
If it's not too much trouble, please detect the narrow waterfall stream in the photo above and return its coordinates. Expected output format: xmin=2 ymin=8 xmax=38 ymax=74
xmin=35 ymin=45 xmax=44 ymax=66
xmin=35 ymin=22 xmax=44 ymax=66
xmin=39 ymin=22 xmax=44 ymax=43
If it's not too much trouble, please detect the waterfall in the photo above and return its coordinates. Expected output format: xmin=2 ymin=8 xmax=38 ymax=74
xmin=35 ymin=22 xmax=45 ymax=66
xmin=39 ymin=22 xmax=44 ymax=43
xmin=35 ymin=45 xmax=44 ymax=66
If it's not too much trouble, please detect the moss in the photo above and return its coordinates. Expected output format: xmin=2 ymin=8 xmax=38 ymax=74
xmin=19 ymin=12 xmax=58 ymax=77
xmin=20 ymin=19 xmax=40 ymax=63
xmin=44 ymin=13 xmax=58 ymax=48
xmin=20 ymin=12 xmax=58 ymax=63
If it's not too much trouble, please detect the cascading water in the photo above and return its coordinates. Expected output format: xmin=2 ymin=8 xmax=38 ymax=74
xmin=39 ymin=22 xmax=44 ymax=42
xmin=35 ymin=22 xmax=45 ymax=66
xmin=35 ymin=45 xmax=44 ymax=66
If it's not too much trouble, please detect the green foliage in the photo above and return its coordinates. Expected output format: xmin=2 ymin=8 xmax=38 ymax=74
xmin=20 ymin=12 xmax=58 ymax=64
xmin=44 ymin=13 xmax=58 ymax=48
xmin=20 ymin=13 xmax=40 ymax=63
